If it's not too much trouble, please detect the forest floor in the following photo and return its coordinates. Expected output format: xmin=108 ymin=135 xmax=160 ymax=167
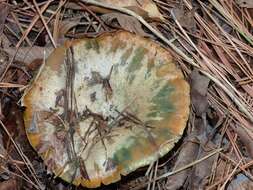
xmin=0 ymin=0 xmax=253 ymax=189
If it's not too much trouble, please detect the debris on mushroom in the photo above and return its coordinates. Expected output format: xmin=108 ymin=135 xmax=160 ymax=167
xmin=22 ymin=31 xmax=190 ymax=188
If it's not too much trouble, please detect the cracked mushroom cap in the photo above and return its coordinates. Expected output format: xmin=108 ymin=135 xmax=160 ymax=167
xmin=22 ymin=31 xmax=190 ymax=188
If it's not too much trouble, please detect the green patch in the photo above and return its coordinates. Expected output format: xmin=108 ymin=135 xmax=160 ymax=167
xmin=147 ymin=111 xmax=160 ymax=118
xmin=145 ymin=120 xmax=155 ymax=126
xmin=112 ymin=147 xmax=132 ymax=165
xmin=151 ymin=80 xmax=162 ymax=91
xmin=128 ymin=47 xmax=147 ymax=73
xmin=112 ymin=136 xmax=140 ymax=168
xmin=149 ymin=84 xmax=175 ymax=119
xmin=85 ymin=39 xmax=100 ymax=53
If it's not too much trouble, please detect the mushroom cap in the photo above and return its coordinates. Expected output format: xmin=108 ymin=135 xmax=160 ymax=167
xmin=22 ymin=31 xmax=190 ymax=188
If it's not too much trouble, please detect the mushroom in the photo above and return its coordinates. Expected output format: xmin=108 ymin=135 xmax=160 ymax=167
xmin=22 ymin=31 xmax=190 ymax=188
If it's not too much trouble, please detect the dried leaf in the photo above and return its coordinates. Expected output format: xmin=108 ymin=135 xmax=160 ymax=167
xmin=0 ymin=34 xmax=11 ymax=48
xmin=101 ymin=13 xmax=149 ymax=36
xmin=58 ymin=17 xmax=81 ymax=39
xmin=166 ymin=118 xmax=214 ymax=190
xmin=0 ymin=178 xmax=19 ymax=190
xmin=190 ymin=69 xmax=210 ymax=116
xmin=65 ymin=2 xmax=82 ymax=10
xmin=0 ymin=3 xmax=10 ymax=36
xmin=231 ymin=124 xmax=253 ymax=158
xmin=190 ymin=149 xmax=216 ymax=189
xmin=0 ymin=132 xmax=5 ymax=156
xmin=4 ymin=46 xmax=53 ymax=64
xmin=0 ymin=49 xmax=9 ymax=76
xmin=172 ymin=5 xmax=196 ymax=32
xmin=89 ymin=0 xmax=163 ymax=20
xmin=27 ymin=59 xmax=43 ymax=72
xmin=2 ymin=104 xmax=31 ymax=161
xmin=236 ymin=0 xmax=253 ymax=8
xmin=166 ymin=134 xmax=199 ymax=189
xmin=190 ymin=127 xmax=218 ymax=189
xmin=228 ymin=174 xmax=253 ymax=190
xmin=0 ymin=131 xmax=8 ymax=178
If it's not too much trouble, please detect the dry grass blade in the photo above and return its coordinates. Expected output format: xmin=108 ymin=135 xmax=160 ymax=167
xmin=131 ymin=148 xmax=222 ymax=190
xmin=10 ymin=12 xmax=32 ymax=46
xmin=206 ymin=159 xmax=253 ymax=189
xmin=0 ymin=166 xmax=38 ymax=188
xmin=197 ymin=1 xmax=253 ymax=79
xmin=220 ymin=159 xmax=242 ymax=190
xmin=221 ymin=153 xmax=253 ymax=181
xmin=15 ymin=0 xmax=54 ymax=48
xmin=0 ymin=82 xmax=25 ymax=88
xmin=170 ymin=10 xmax=253 ymax=121
xmin=156 ymin=148 xmax=223 ymax=181
xmin=208 ymin=0 xmax=253 ymax=45
xmin=32 ymin=0 xmax=56 ymax=48
xmin=0 ymin=0 xmax=53 ymax=82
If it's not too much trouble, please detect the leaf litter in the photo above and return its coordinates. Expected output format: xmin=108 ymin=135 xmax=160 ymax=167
xmin=0 ymin=0 xmax=253 ymax=189
xmin=101 ymin=13 xmax=150 ymax=36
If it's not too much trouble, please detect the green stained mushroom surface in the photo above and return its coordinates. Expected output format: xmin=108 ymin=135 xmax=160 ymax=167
xmin=22 ymin=31 xmax=190 ymax=188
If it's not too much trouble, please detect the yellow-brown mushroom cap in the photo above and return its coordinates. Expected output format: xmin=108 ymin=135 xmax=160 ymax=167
xmin=22 ymin=31 xmax=190 ymax=188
